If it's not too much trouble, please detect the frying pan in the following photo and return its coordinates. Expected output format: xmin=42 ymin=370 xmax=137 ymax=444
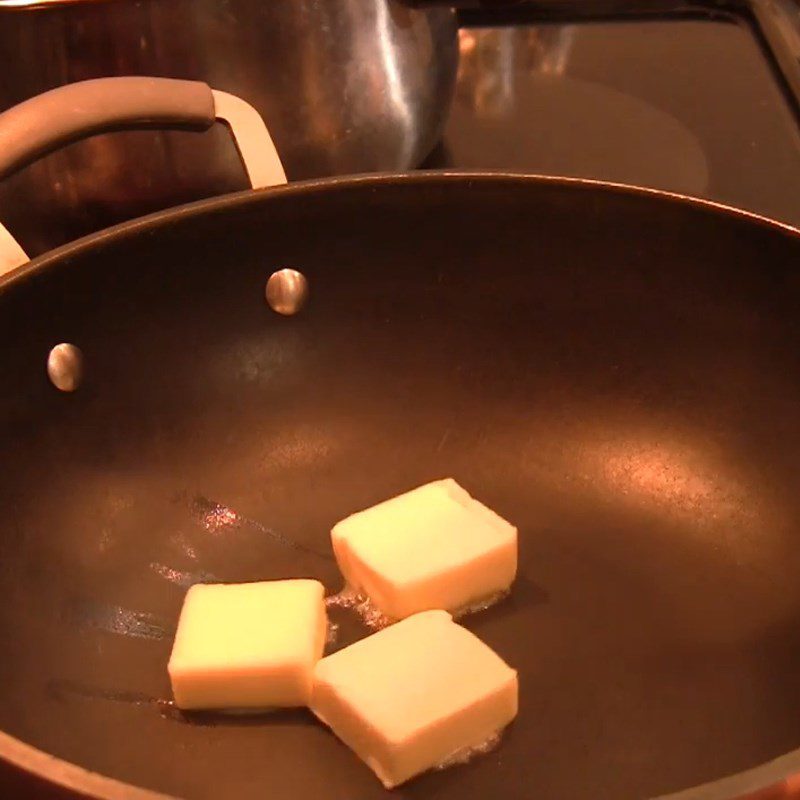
xmin=1 ymin=78 xmax=800 ymax=800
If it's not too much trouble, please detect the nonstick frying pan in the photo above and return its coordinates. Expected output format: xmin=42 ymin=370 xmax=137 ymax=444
xmin=1 ymin=78 xmax=800 ymax=800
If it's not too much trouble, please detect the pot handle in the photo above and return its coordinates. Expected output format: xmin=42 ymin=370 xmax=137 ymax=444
xmin=0 ymin=77 xmax=287 ymax=275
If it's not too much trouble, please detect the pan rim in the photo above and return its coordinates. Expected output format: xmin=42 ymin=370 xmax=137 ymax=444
xmin=1 ymin=169 xmax=799 ymax=800
xmin=2 ymin=169 xmax=799 ymax=294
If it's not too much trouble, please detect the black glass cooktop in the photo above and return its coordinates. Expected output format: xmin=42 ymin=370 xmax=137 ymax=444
xmin=426 ymin=3 xmax=800 ymax=226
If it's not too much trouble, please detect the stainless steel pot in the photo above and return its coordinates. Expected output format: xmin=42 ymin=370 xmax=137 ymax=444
xmin=0 ymin=0 xmax=458 ymax=254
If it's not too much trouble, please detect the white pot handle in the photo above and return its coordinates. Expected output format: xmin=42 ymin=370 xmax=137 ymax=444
xmin=0 ymin=77 xmax=287 ymax=276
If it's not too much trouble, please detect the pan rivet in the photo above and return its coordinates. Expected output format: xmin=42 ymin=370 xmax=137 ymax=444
xmin=266 ymin=269 xmax=308 ymax=316
xmin=47 ymin=343 xmax=83 ymax=392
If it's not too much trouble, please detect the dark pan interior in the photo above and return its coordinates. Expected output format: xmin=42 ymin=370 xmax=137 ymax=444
xmin=1 ymin=175 xmax=800 ymax=800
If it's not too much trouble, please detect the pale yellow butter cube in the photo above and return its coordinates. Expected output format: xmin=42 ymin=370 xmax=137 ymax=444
xmin=168 ymin=579 xmax=326 ymax=711
xmin=311 ymin=609 xmax=518 ymax=788
xmin=332 ymin=479 xmax=517 ymax=619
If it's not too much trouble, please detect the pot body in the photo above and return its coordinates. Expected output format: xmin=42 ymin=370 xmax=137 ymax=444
xmin=0 ymin=0 xmax=458 ymax=253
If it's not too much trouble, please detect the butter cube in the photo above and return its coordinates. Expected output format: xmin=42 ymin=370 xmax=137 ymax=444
xmin=168 ymin=579 xmax=326 ymax=711
xmin=331 ymin=479 xmax=517 ymax=619
xmin=311 ymin=609 xmax=518 ymax=788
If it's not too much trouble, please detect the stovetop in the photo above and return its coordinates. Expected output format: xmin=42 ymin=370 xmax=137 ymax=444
xmin=425 ymin=4 xmax=800 ymax=227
